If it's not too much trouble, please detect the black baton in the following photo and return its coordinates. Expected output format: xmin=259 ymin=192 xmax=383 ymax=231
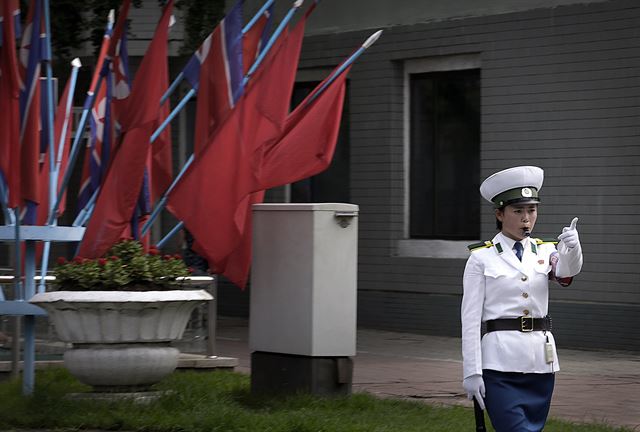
xmin=473 ymin=397 xmax=486 ymax=431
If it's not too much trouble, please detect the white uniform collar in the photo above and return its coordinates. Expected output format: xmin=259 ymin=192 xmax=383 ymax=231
xmin=490 ymin=232 xmax=529 ymax=271
xmin=498 ymin=233 xmax=529 ymax=252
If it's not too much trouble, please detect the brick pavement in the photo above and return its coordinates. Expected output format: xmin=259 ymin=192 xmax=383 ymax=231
xmin=215 ymin=318 xmax=640 ymax=430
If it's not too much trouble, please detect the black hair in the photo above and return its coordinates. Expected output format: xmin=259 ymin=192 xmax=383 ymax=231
xmin=495 ymin=207 xmax=504 ymax=231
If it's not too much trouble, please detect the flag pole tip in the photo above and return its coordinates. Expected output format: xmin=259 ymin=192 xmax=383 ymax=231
xmin=293 ymin=0 xmax=304 ymax=8
xmin=363 ymin=30 xmax=383 ymax=48
xmin=108 ymin=9 xmax=115 ymax=23
xmin=72 ymin=58 xmax=82 ymax=68
xmin=169 ymin=14 xmax=176 ymax=28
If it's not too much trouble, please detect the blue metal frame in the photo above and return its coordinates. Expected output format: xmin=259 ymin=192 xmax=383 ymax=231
xmin=0 ymin=226 xmax=85 ymax=395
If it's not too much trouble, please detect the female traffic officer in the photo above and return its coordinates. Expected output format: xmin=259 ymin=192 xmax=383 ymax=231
xmin=461 ymin=166 xmax=583 ymax=432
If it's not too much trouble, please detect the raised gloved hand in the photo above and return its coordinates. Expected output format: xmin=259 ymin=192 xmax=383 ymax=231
xmin=463 ymin=374 xmax=486 ymax=410
xmin=558 ymin=217 xmax=580 ymax=249
xmin=556 ymin=217 xmax=583 ymax=277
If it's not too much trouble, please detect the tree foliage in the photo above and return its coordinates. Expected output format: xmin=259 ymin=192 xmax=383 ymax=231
xmin=175 ymin=0 xmax=226 ymax=55
xmin=20 ymin=0 xmax=225 ymax=63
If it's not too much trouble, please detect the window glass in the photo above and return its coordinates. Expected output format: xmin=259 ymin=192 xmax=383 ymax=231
xmin=409 ymin=69 xmax=480 ymax=239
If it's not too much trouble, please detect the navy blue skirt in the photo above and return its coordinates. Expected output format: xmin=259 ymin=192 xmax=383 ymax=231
xmin=483 ymin=369 xmax=555 ymax=432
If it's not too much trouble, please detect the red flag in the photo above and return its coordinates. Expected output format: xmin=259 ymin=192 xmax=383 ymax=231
xmin=219 ymin=66 xmax=350 ymax=287
xmin=166 ymin=16 xmax=307 ymax=288
xmin=77 ymin=0 xmax=174 ymax=258
xmin=223 ymin=42 xmax=350 ymax=289
xmin=0 ymin=0 xmax=22 ymax=209
xmin=107 ymin=0 xmax=131 ymax=61
xmin=77 ymin=4 xmax=122 ymax=213
xmin=24 ymin=74 xmax=74 ymax=262
xmin=17 ymin=0 xmax=47 ymax=222
xmin=0 ymin=0 xmax=20 ymax=39
xmin=77 ymin=79 xmax=112 ymax=210
xmin=192 ymin=10 xmax=243 ymax=155
xmin=255 ymin=65 xmax=351 ymax=191
xmin=242 ymin=8 xmax=270 ymax=76
xmin=150 ymin=64 xmax=171 ymax=204
xmin=54 ymin=84 xmax=73 ymax=217
xmin=78 ymin=2 xmax=132 ymax=213
xmin=108 ymin=0 xmax=132 ymax=128
xmin=219 ymin=190 xmax=264 ymax=288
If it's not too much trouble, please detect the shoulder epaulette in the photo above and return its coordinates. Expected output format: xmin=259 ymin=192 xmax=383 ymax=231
xmin=468 ymin=241 xmax=493 ymax=252
xmin=535 ymin=238 xmax=559 ymax=245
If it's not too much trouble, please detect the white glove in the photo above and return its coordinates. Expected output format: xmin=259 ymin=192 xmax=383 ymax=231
xmin=556 ymin=217 xmax=583 ymax=277
xmin=462 ymin=374 xmax=486 ymax=410
xmin=557 ymin=217 xmax=580 ymax=250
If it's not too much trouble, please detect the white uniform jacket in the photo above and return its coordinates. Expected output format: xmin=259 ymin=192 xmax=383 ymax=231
xmin=461 ymin=232 xmax=581 ymax=379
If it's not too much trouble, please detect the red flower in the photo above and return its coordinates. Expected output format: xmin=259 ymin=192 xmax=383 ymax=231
xmin=73 ymin=256 xmax=84 ymax=264
xmin=98 ymin=258 xmax=108 ymax=266
xmin=163 ymin=254 xmax=172 ymax=261
xmin=149 ymin=247 xmax=160 ymax=256
xmin=56 ymin=257 xmax=67 ymax=265
xmin=173 ymin=254 xmax=182 ymax=260
xmin=110 ymin=256 xmax=119 ymax=261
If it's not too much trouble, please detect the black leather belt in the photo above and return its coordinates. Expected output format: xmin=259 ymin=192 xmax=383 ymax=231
xmin=485 ymin=316 xmax=552 ymax=333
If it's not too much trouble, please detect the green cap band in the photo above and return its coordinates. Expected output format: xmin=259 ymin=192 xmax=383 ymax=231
xmin=492 ymin=187 xmax=539 ymax=208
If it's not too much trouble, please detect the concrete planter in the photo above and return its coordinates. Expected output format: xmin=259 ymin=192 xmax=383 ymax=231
xmin=30 ymin=290 xmax=213 ymax=391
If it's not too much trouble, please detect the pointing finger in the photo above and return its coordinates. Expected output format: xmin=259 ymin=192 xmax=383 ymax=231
xmin=569 ymin=217 xmax=578 ymax=230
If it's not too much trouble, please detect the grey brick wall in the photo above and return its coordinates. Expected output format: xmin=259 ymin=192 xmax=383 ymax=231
xmin=358 ymin=290 xmax=640 ymax=352
xmin=290 ymin=0 xmax=640 ymax=351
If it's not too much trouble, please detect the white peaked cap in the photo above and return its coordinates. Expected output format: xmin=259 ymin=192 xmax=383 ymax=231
xmin=480 ymin=166 xmax=544 ymax=207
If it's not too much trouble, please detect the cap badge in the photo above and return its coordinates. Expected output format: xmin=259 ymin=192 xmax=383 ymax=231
xmin=521 ymin=187 xmax=532 ymax=197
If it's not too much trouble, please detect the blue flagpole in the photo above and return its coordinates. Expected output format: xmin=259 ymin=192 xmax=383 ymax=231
xmin=155 ymin=28 xmax=382 ymax=248
xmin=12 ymin=208 xmax=23 ymax=390
xmin=243 ymin=0 xmax=275 ymax=36
xmin=157 ymin=220 xmax=184 ymax=249
xmin=47 ymin=84 xmax=99 ymax=225
xmin=13 ymin=209 xmax=22 ymax=298
xmin=78 ymin=201 xmax=96 ymax=227
xmin=152 ymin=0 xmax=281 ymax=143
xmin=160 ymin=71 xmax=184 ymax=105
xmin=140 ymin=155 xmax=193 ymax=235
xmin=39 ymin=59 xmax=82 ymax=293
xmin=159 ymin=0 xmax=276 ymax=106
xmin=74 ymin=0 xmax=272 ymax=225
xmin=48 ymin=12 xmax=114 ymax=225
xmin=52 ymin=59 xmax=82 ymax=202
xmin=141 ymin=0 xmax=304 ymax=241
xmin=0 ymin=179 xmax=14 ymax=224
xmin=243 ymin=0 xmax=303 ymax=87
xmin=42 ymin=0 xmax=57 ymax=221
xmin=305 ymin=29 xmax=382 ymax=106
xmin=73 ymin=187 xmax=100 ymax=226
xmin=151 ymin=88 xmax=196 ymax=144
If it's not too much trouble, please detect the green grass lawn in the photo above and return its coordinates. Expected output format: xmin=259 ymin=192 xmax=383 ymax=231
xmin=0 ymin=368 xmax=632 ymax=432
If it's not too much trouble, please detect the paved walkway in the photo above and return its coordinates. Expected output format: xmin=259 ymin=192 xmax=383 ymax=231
xmin=214 ymin=317 xmax=640 ymax=430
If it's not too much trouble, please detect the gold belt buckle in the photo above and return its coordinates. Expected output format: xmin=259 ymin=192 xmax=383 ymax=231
xmin=520 ymin=316 xmax=534 ymax=332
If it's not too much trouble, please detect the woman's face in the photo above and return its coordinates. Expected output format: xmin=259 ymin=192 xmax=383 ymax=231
xmin=496 ymin=203 xmax=538 ymax=241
